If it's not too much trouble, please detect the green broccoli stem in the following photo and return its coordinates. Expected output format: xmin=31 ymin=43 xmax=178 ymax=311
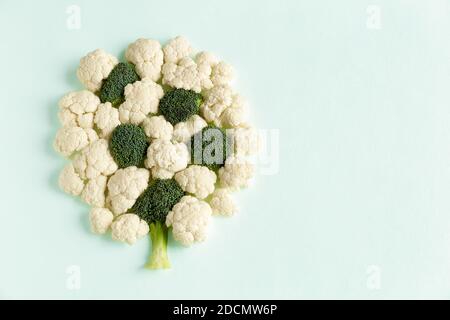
xmin=145 ymin=221 xmax=170 ymax=270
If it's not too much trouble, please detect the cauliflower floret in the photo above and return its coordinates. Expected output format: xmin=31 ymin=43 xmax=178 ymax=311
xmin=72 ymin=139 xmax=118 ymax=180
xmin=174 ymin=165 xmax=216 ymax=199
xmin=231 ymin=126 xmax=260 ymax=156
xmin=201 ymin=85 xmax=233 ymax=125
xmin=219 ymin=94 xmax=247 ymax=128
xmin=195 ymin=51 xmax=217 ymax=66
xmin=94 ymin=102 xmax=120 ymax=138
xmin=77 ymin=49 xmax=118 ymax=92
xmin=53 ymin=126 xmax=98 ymax=157
xmin=111 ymin=214 xmax=149 ymax=245
xmin=195 ymin=51 xmax=216 ymax=89
xmin=89 ymin=207 xmax=114 ymax=234
xmin=163 ymin=36 xmax=193 ymax=63
xmin=218 ymin=155 xmax=254 ymax=190
xmin=195 ymin=52 xmax=233 ymax=86
xmin=172 ymin=115 xmax=207 ymax=142
xmin=161 ymin=51 xmax=215 ymax=93
xmin=209 ymin=188 xmax=237 ymax=216
xmin=58 ymin=163 xmax=85 ymax=196
xmin=106 ymin=166 xmax=150 ymax=215
xmin=118 ymin=78 xmax=164 ymax=124
xmin=145 ymin=139 xmax=189 ymax=179
xmin=125 ymin=38 xmax=163 ymax=81
xmin=142 ymin=115 xmax=173 ymax=140
xmin=58 ymin=91 xmax=100 ymax=128
xmin=81 ymin=175 xmax=107 ymax=207
xmin=166 ymin=196 xmax=212 ymax=246
xmin=201 ymin=87 xmax=246 ymax=127
xmin=211 ymin=61 xmax=234 ymax=86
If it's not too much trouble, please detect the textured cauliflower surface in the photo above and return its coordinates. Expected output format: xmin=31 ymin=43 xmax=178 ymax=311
xmin=55 ymin=36 xmax=257 ymax=268
xmin=90 ymin=207 xmax=114 ymax=234
xmin=209 ymin=188 xmax=237 ymax=216
xmin=107 ymin=166 xmax=150 ymax=215
xmin=119 ymin=78 xmax=164 ymax=125
xmin=111 ymin=213 xmax=149 ymax=244
xmin=142 ymin=115 xmax=173 ymax=140
xmin=81 ymin=175 xmax=107 ymax=207
xmin=126 ymin=38 xmax=164 ymax=81
xmin=54 ymin=126 xmax=98 ymax=157
xmin=172 ymin=114 xmax=207 ymax=142
xmin=94 ymin=102 xmax=120 ymax=138
xmin=174 ymin=165 xmax=216 ymax=199
xmin=145 ymin=139 xmax=189 ymax=179
xmin=58 ymin=163 xmax=85 ymax=196
xmin=218 ymin=155 xmax=254 ymax=190
xmin=58 ymin=91 xmax=100 ymax=128
xmin=72 ymin=139 xmax=118 ymax=179
xmin=77 ymin=49 xmax=118 ymax=92
xmin=166 ymin=196 xmax=212 ymax=246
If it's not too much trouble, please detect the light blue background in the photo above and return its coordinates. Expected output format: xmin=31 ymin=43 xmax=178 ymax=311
xmin=1 ymin=0 xmax=450 ymax=299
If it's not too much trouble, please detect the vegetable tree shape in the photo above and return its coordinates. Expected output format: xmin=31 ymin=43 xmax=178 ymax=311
xmin=54 ymin=36 xmax=259 ymax=269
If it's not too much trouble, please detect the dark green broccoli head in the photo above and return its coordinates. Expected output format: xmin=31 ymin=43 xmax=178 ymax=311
xmin=109 ymin=124 xmax=148 ymax=168
xmin=100 ymin=62 xmax=140 ymax=105
xmin=190 ymin=125 xmax=231 ymax=171
xmin=159 ymin=89 xmax=202 ymax=125
xmin=132 ymin=179 xmax=185 ymax=224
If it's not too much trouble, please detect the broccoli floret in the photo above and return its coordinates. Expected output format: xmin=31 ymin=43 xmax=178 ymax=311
xmin=159 ymin=88 xmax=202 ymax=125
xmin=109 ymin=124 xmax=148 ymax=168
xmin=132 ymin=179 xmax=185 ymax=269
xmin=99 ymin=62 xmax=140 ymax=105
xmin=133 ymin=179 xmax=184 ymax=223
xmin=190 ymin=125 xmax=231 ymax=171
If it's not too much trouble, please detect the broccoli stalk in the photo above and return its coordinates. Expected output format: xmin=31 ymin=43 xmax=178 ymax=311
xmin=146 ymin=221 xmax=170 ymax=269
xmin=132 ymin=179 xmax=185 ymax=269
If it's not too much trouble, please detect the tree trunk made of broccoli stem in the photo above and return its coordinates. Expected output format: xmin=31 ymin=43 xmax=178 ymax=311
xmin=146 ymin=221 xmax=171 ymax=269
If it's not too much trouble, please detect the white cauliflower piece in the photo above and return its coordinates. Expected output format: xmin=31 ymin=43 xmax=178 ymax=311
xmin=119 ymin=78 xmax=164 ymax=124
xmin=195 ymin=51 xmax=217 ymax=89
xmin=219 ymin=94 xmax=247 ymax=128
xmin=77 ymin=49 xmax=118 ymax=92
xmin=58 ymin=163 xmax=85 ymax=196
xmin=125 ymin=38 xmax=163 ymax=81
xmin=161 ymin=54 xmax=215 ymax=93
xmin=89 ymin=207 xmax=114 ymax=234
xmin=58 ymin=91 xmax=100 ymax=128
xmin=174 ymin=165 xmax=216 ymax=199
xmin=195 ymin=51 xmax=217 ymax=66
xmin=211 ymin=61 xmax=234 ymax=86
xmin=145 ymin=139 xmax=189 ymax=179
xmin=201 ymin=85 xmax=233 ymax=125
xmin=81 ymin=175 xmax=107 ymax=207
xmin=201 ymin=86 xmax=246 ymax=127
xmin=166 ymin=196 xmax=212 ymax=246
xmin=106 ymin=166 xmax=150 ymax=215
xmin=111 ymin=214 xmax=149 ymax=245
xmin=53 ymin=126 xmax=98 ymax=157
xmin=232 ymin=126 xmax=260 ymax=156
xmin=195 ymin=52 xmax=233 ymax=86
xmin=172 ymin=115 xmax=207 ymax=142
xmin=94 ymin=102 xmax=120 ymax=138
xmin=218 ymin=155 xmax=254 ymax=190
xmin=163 ymin=36 xmax=193 ymax=63
xmin=142 ymin=115 xmax=173 ymax=140
xmin=72 ymin=139 xmax=118 ymax=179
xmin=209 ymin=188 xmax=237 ymax=216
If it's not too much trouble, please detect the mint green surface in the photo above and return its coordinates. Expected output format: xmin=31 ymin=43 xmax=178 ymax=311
xmin=1 ymin=0 xmax=450 ymax=299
